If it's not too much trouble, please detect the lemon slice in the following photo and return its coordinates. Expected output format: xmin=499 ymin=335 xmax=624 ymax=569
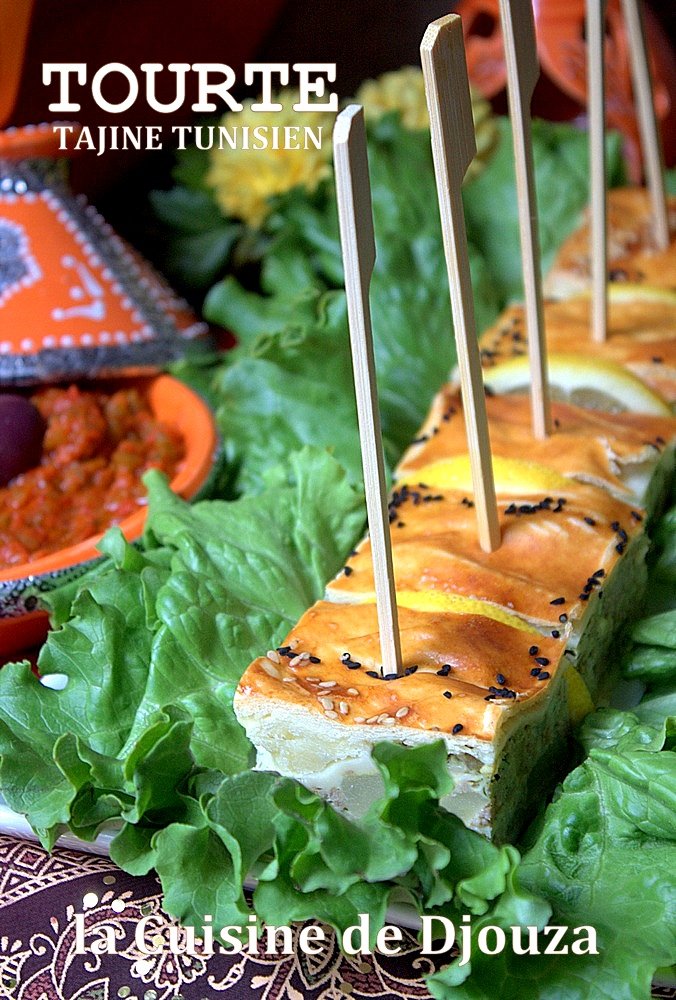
xmin=565 ymin=666 xmax=595 ymax=724
xmin=606 ymin=284 xmax=676 ymax=306
xmin=397 ymin=454 xmax=573 ymax=495
xmin=354 ymin=589 xmax=540 ymax=635
xmin=484 ymin=353 xmax=671 ymax=416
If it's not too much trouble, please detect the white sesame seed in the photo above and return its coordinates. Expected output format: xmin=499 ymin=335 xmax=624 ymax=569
xmin=305 ymin=677 xmax=320 ymax=683
xmin=318 ymin=680 xmax=337 ymax=688
xmin=365 ymin=715 xmax=379 ymax=724
xmin=318 ymin=696 xmax=334 ymax=711
xmin=382 ymin=717 xmax=396 ymax=725
xmin=354 ymin=717 xmax=366 ymax=723
xmin=324 ymin=710 xmax=339 ymax=719
xmin=282 ymin=677 xmax=295 ymax=683
xmin=395 ymin=706 xmax=410 ymax=718
xmin=261 ymin=660 xmax=281 ymax=679
xmin=347 ymin=688 xmax=359 ymax=696
xmin=377 ymin=713 xmax=389 ymax=724
xmin=266 ymin=649 xmax=281 ymax=664
xmin=339 ymin=701 xmax=349 ymax=715
xmin=289 ymin=653 xmax=309 ymax=667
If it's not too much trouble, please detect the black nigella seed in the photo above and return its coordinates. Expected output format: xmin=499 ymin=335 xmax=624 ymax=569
xmin=617 ymin=529 xmax=628 ymax=542
xmin=530 ymin=667 xmax=542 ymax=677
xmin=579 ymin=593 xmax=590 ymax=601
xmin=496 ymin=673 xmax=506 ymax=685
xmin=593 ymin=568 xmax=605 ymax=578
xmin=488 ymin=686 xmax=517 ymax=699
xmin=559 ymin=613 xmax=568 ymax=623
xmin=443 ymin=691 xmax=452 ymax=699
xmin=529 ymin=645 xmax=539 ymax=656
xmin=277 ymin=645 xmax=292 ymax=656
xmin=397 ymin=521 xmax=405 ymax=528
xmin=537 ymin=671 xmax=550 ymax=680
xmin=341 ymin=652 xmax=351 ymax=661
xmin=405 ymin=665 xmax=418 ymax=676
xmin=611 ymin=521 xmax=620 ymax=531
xmin=452 ymin=723 xmax=464 ymax=735
xmin=584 ymin=516 xmax=596 ymax=526
xmin=550 ymin=597 xmax=566 ymax=605
xmin=630 ymin=511 xmax=643 ymax=522
xmin=344 ymin=566 xmax=353 ymax=576
xmin=309 ymin=655 xmax=321 ymax=664
xmin=365 ymin=670 xmax=379 ymax=678
xmin=437 ymin=664 xmax=451 ymax=676
xmin=616 ymin=543 xmax=626 ymax=555
xmin=535 ymin=657 xmax=550 ymax=667
xmin=551 ymin=630 xmax=560 ymax=638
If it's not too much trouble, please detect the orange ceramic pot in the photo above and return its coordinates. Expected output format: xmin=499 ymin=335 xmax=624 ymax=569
xmin=0 ymin=373 xmax=218 ymax=658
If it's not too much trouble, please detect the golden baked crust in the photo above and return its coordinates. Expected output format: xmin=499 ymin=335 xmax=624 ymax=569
xmin=479 ymin=298 xmax=676 ymax=404
xmin=545 ymin=187 xmax=676 ymax=297
xmin=397 ymin=388 xmax=675 ymax=495
xmin=237 ymin=601 xmax=566 ymax=743
xmin=327 ymin=484 xmax=641 ymax=628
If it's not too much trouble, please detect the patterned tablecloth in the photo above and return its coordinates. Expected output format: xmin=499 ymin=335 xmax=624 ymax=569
xmin=0 ymin=834 xmax=674 ymax=1000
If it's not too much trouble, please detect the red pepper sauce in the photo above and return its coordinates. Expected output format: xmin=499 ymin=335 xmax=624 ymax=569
xmin=0 ymin=385 xmax=185 ymax=567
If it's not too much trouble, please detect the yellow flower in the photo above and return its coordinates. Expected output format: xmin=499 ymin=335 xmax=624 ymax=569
xmin=206 ymin=90 xmax=335 ymax=228
xmin=357 ymin=66 xmax=430 ymax=131
xmin=356 ymin=67 xmax=498 ymax=181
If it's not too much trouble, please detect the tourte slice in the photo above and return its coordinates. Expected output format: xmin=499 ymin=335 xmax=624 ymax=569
xmin=544 ymin=187 xmax=676 ymax=298
xmin=234 ymin=391 xmax=676 ymax=843
xmin=478 ymin=293 xmax=676 ymax=408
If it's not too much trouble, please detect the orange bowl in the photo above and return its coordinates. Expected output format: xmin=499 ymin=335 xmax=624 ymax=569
xmin=0 ymin=373 xmax=218 ymax=658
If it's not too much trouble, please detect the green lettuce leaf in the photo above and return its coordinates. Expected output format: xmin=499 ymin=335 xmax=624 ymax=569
xmin=427 ymin=712 xmax=676 ymax=1000
xmin=0 ymin=537 xmax=169 ymax=846
xmin=0 ymin=448 xmax=364 ymax=848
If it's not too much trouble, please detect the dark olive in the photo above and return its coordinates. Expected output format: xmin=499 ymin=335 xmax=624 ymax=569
xmin=0 ymin=394 xmax=46 ymax=487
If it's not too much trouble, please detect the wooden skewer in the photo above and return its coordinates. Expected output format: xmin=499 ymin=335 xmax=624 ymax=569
xmin=620 ymin=0 xmax=669 ymax=250
xmin=587 ymin=0 xmax=608 ymax=344
xmin=421 ymin=14 xmax=500 ymax=553
xmin=498 ymin=0 xmax=551 ymax=440
xmin=333 ymin=106 xmax=403 ymax=678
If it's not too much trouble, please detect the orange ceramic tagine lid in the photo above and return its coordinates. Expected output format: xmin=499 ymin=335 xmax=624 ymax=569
xmin=0 ymin=2 xmax=210 ymax=385
xmin=0 ymin=128 xmax=211 ymax=385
